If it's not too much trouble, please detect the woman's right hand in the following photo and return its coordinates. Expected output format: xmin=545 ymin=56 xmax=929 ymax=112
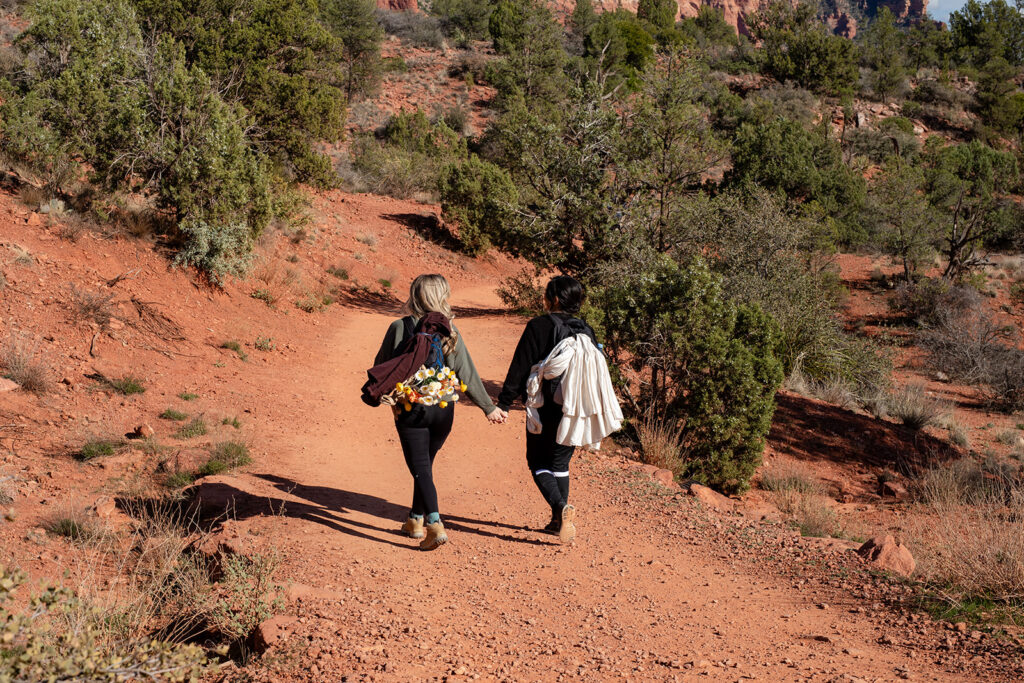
xmin=486 ymin=407 xmax=508 ymax=424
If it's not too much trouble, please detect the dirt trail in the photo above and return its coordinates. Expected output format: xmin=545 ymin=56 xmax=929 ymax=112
xmin=205 ymin=282 xmax=978 ymax=683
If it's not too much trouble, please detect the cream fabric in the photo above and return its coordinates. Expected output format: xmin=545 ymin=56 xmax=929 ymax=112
xmin=525 ymin=335 xmax=623 ymax=449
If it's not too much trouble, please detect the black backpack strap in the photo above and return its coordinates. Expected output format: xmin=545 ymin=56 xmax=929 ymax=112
xmin=402 ymin=315 xmax=416 ymax=342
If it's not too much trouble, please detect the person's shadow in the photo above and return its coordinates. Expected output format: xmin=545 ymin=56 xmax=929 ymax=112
xmin=250 ymin=473 xmax=557 ymax=547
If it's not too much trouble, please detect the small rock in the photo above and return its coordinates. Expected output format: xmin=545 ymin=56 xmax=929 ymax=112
xmin=254 ymin=615 xmax=298 ymax=652
xmin=856 ymin=534 xmax=916 ymax=577
xmin=687 ymin=483 xmax=735 ymax=512
xmin=880 ymin=480 xmax=908 ymax=500
xmin=92 ymin=496 xmax=117 ymax=518
xmin=652 ymin=468 xmax=677 ymax=489
xmin=0 ymin=378 xmax=19 ymax=393
xmin=133 ymin=424 xmax=155 ymax=439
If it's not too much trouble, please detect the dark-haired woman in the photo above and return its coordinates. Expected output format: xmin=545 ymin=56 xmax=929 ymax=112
xmin=497 ymin=275 xmax=596 ymax=544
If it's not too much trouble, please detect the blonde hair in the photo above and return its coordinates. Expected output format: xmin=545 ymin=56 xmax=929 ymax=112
xmin=404 ymin=273 xmax=453 ymax=320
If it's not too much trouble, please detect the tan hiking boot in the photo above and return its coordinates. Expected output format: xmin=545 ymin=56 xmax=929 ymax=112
xmin=559 ymin=504 xmax=576 ymax=544
xmin=402 ymin=517 xmax=425 ymax=539
xmin=419 ymin=521 xmax=448 ymax=551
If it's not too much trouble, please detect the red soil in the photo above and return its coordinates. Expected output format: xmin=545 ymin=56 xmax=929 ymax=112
xmin=2 ymin=187 xmax=1022 ymax=681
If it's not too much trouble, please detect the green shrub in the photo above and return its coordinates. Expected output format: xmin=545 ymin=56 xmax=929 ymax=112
xmin=376 ymin=8 xmax=444 ymax=48
xmin=438 ymin=155 xmax=518 ymax=255
xmin=159 ymin=408 xmax=189 ymax=422
xmin=747 ymin=1 xmax=858 ymax=96
xmin=222 ymin=416 xmax=242 ymax=429
xmin=592 ymin=256 xmax=784 ymax=494
xmin=174 ymin=417 xmax=207 ymax=440
xmin=220 ymin=340 xmax=248 ymax=361
xmin=0 ymin=565 xmax=207 ymax=680
xmin=178 ymin=392 xmax=199 ymax=401
xmin=76 ymin=438 xmax=125 ymax=461
xmin=108 ymin=375 xmax=146 ymax=395
xmin=351 ymin=109 xmax=467 ymax=199
xmin=430 ymin=0 xmax=494 ymax=39
xmin=196 ymin=441 xmax=251 ymax=477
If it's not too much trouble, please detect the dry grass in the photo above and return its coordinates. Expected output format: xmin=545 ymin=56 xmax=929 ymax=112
xmin=1 ymin=334 xmax=51 ymax=394
xmin=760 ymin=461 xmax=840 ymax=537
xmin=886 ymin=383 xmax=949 ymax=430
xmin=636 ymin=415 xmax=682 ymax=474
xmin=902 ymin=458 xmax=1024 ymax=613
xmin=70 ymin=286 xmax=116 ymax=329
xmin=760 ymin=461 xmax=819 ymax=495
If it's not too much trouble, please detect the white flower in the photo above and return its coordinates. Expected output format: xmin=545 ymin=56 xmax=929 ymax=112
xmin=452 ymin=394 xmax=460 ymax=402
xmin=421 ymin=395 xmax=437 ymax=406
xmin=415 ymin=369 xmax=427 ymax=381
xmin=426 ymin=368 xmax=436 ymax=377
xmin=428 ymin=381 xmax=442 ymax=395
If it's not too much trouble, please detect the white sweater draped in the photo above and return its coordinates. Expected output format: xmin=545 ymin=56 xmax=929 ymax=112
xmin=524 ymin=335 xmax=623 ymax=449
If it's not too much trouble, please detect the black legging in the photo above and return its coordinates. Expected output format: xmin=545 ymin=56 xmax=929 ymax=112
xmin=526 ymin=401 xmax=574 ymax=517
xmin=394 ymin=404 xmax=455 ymax=517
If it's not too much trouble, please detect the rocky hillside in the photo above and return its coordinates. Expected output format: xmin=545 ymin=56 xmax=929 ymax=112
xmin=383 ymin=0 xmax=931 ymax=35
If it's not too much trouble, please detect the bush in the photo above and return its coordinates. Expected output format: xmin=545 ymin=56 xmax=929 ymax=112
xmin=77 ymin=438 xmax=126 ymax=461
xmin=174 ymin=417 xmax=207 ymax=440
xmin=351 ymin=109 xmax=467 ymax=199
xmin=160 ymin=408 xmax=189 ymax=422
xmin=107 ymin=375 xmax=146 ymax=395
xmin=636 ymin=415 xmax=683 ymax=474
xmin=438 ymin=155 xmax=518 ymax=254
xmin=760 ymin=461 xmax=818 ymax=495
xmin=886 ymin=383 xmax=949 ymax=430
xmin=375 ymin=8 xmax=444 ymax=48
xmin=196 ymin=441 xmax=251 ymax=477
xmin=889 ymin=278 xmax=981 ymax=327
xmin=496 ymin=269 xmax=544 ymax=316
xmin=592 ymin=256 xmax=784 ymax=494
xmin=430 ymin=0 xmax=494 ymax=40
xmin=0 ymin=566 xmax=207 ymax=681
xmin=0 ymin=334 xmax=50 ymax=394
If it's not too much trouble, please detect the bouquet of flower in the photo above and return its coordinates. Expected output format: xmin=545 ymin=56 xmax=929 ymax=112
xmin=394 ymin=366 xmax=465 ymax=410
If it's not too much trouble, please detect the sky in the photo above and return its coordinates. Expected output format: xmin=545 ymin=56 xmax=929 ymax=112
xmin=928 ymin=0 xmax=970 ymax=22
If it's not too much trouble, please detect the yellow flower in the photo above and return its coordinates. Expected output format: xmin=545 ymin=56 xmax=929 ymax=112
xmin=403 ymin=401 xmax=412 ymax=411
xmin=396 ymin=382 xmax=405 ymax=391
xmin=440 ymin=401 xmax=448 ymax=408
xmin=460 ymin=382 xmax=467 ymax=392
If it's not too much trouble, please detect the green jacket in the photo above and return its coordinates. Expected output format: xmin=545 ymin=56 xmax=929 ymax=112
xmin=374 ymin=317 xmax=496 ymax=414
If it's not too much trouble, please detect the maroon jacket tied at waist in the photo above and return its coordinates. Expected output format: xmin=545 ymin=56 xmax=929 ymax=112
xmin=361 ymin=312 xmax=452 ymax=406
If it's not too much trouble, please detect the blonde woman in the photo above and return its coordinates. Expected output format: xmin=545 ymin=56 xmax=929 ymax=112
xmin=373 ymin=274 xmax=507 ymax=550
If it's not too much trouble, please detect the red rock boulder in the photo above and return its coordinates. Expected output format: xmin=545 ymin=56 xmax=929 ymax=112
xmin=857 ymin=534 xmax=916 ymax=577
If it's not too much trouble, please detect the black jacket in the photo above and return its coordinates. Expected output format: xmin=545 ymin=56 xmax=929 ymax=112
xmin=497 ymin=313 xmax=596 ymax=411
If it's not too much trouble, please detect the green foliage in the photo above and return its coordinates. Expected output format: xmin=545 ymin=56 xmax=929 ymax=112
xmin=728 ymin=116 xmax=865 ymax=231
xmin=160 ymin=408 xmax=189 ymax=422
xmin=975 ymin=56 xmax=1024 ymax=134
xmin=178 ymin=392 xmax=199 ymax=401
xmin=905 ymin=17 xmax=953 ymax=70
xmin=677 ymin=6 xmax=738 ymax=48
xmin=220 ymin=340 xmax=248 ymax=361
xmin=860 ymin=7 xmax=906 ymax=102
xmin=430 ymin=0 xmax=495 ymax=40
xmin=487 ymin=0 xmax=568 ymax=108
xmin=133 ymin=0 xmax=348 ymax=185
xmin=923 ymin=139 xmax=1020 ymax=280
xmin=0 ymin=566 xmax=207 ymax=681
xmin=569 ymin=0 xmax=597 ymax=39
xmin=868 ymin=162 xmax=941 ymax=281
xmin=747 ymin=1 xmax=858 ymax=96
xmin=174 ymin=417 xmax=208 ymax=440
xmin=950 ymin=0 xmax=1024 ymax=67
xmin=637 ymin=0 xmax=677 ymax=33
xmin=209 ymin=552 xmax=282 ymax=642
xmin=584 ymin=9 xmax=656 ymax=87
xmin=351 ymin=109 xmax=467 ymax=199
xmin=321 ymin=0 xmax=385 ymax=99
xmin=196 ymin=441 xmax=252 ymax=477
xmin=108 ymin=375 xmax=146 ymax=395
xmin=591 ymin=256 xmax=783 ymax=494
xmin=77 ymin=438 xmax=125 ymax=461
xmin=1 ymin=0 xmax=274 ymax=281
xmin=438 ymin=155 xmax=518 ymax=255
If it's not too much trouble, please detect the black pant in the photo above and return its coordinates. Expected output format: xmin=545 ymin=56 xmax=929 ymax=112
xmin=394 ymin=404 xmax=454 ymax=517
xmin=525 ymin=401 xmax=574 ymax=518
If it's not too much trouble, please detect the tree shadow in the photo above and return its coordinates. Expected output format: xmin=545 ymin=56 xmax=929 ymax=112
xmin=769 ymin=392 xmax=960 ymax=475
xmin=332 ymin=285 xmax=402 ymax=315
xmin=382 ymin=212 xmax=461 ymax=251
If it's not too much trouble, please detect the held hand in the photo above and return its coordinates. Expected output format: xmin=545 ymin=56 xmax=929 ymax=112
xmin=486 ymin=407 xmax=508 ymax=424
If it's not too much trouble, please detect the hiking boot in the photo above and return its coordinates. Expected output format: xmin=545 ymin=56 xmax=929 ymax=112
xmin=541 ymin=516 xmax=561 ymax=535
xmin=402 ymin=516 xmax=425 ymax=539
xmin=559 ymin=504 xmax=576 ymax=544
xmin=419 ymin=521 xmax=448 ymax=551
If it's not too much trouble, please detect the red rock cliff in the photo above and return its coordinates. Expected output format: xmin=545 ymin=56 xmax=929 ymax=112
xmin=377 ymin=0 xmax=417 ymax=11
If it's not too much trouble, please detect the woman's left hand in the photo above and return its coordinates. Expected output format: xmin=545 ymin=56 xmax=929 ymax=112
xmin=486 ymin=407 xmax=508 ymax=424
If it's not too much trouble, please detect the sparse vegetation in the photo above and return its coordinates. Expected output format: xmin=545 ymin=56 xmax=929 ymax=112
xmin=255 ymin=337 xmax=275 ymax=352
xmin=196 ymin=441 xmax=252 ymax=477
xmin=77 ymin=438 xmax=126 ymax=461
xmin=43 ymin=509 xmax=105 ymax=542
xmin=0 ymin=334 xmax=51 ymax=394
xmin=327 ymin=265 xmax=349 ymax=280
xmin=159 ymin=408 xmax=188 ymax=422
xmin=178 ymin=392 xmax=199 ymax=401
xmin=886 ymin=384 xmax=949 ymax=430
xmin=251 ymin=289 xmax=278 ymax=306
xmin=174 ymin=417 xmax=207 ymax=440
xmin=69 ymin=286 xmax=115 ymax=329
xmin=107 ymin=375 xmax=146 ymax=395
xmin=636 ymin=415 xmax=682 ymax=474
xmin=222 ymin=416 xmax=242 ymax=430
xmin=220 ymin=340 xmax=248 ymax=361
